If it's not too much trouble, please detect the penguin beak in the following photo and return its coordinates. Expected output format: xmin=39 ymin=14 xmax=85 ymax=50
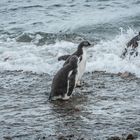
xmin=88 ymin=42 xmax=91 ymax=46
xmin=88 ymin=43 xmax=94 ymax=48
xmin=85 ymin=42 xmax=92 ymax=48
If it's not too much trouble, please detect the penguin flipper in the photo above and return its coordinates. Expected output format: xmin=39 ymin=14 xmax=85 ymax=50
xmin=58 ymin=55 xmax=71 ymax=61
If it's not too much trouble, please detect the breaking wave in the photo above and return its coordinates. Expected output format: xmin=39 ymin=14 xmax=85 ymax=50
xmin=0 ymin=28 xmax=140 ymax=77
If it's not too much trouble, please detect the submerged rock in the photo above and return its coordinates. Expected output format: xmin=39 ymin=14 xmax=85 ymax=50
xmin=107 ymin=136 xmax=121 ymax=140
xmin=16 ymin=33 xmax=33 ymax=42
xmin=126 ymin=134 xmax=134 ymax=140
xmin=3 ymin=136 xmax=12 ymax=140
xmin=107 ymin=133 xmax=134 ymax=140
xmin=118 ymin=72 xmax=135 ymax=78
xmin=57 ymin=134 xmax=74 ymax=140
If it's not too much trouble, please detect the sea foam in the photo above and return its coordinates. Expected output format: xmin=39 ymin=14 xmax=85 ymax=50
xmin=0 ymin=28 xmax=140 ymax=77
xmin=87 ymin=28 xmax=140 ymax=77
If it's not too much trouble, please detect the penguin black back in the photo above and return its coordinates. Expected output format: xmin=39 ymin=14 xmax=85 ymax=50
xmin=49 ymin=55 xmax=78 ymax=101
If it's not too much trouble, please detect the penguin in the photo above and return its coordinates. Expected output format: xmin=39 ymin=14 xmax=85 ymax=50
xmin=58 ymin=41 xmax=91 ymax=86
xmin=49 ymin=55 xmax=78 ymax=101
xmin=121 ymin=32 xmax=140 ymax=59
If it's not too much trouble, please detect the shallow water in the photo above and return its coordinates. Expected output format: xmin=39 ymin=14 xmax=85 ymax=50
xmin=0 ymin=1 xmax=140 ymax=139
xmin=0 ymin=0 xmax=140 ymax=76
xmin=0 ymin=71 xmax=140 ymax=140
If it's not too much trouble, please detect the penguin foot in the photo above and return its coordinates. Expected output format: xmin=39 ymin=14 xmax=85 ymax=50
xmin=62 ymin=94 xmax=70 ymax=100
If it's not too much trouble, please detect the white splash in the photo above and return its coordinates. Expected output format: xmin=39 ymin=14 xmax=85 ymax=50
xmin=0 ymin=40 xmax=76 ymax=75
xmin=87 ymin=28 xmax=140 ymax=77
xmin=0 ymin=28 xmax=140 ymax=77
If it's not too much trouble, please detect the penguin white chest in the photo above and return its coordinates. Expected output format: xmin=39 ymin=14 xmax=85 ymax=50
xmin=78 ymin=48 xmax=87 ymax=80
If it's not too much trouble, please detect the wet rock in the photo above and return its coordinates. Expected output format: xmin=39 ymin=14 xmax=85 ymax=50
xmin=98 ymin=84 xmax=105 ymax=89
xmin=79 ymin=138 xmax=84 ymax=140
xmin=36 ymin=135 xmax=48 ymax=140
xmin=107 ymin=134 xmax=135 ymax=140
xmin=118 ymin=72 xmax=135 ymax=79
xmin=42 ymin=136 xmax=46 ymax=139
xmin=16 ymin=33 xmax=33 ymax=42
xmin=4 ymin=57 xmax=10 ymax=61
xmin=120 ymin=72 xmax=130 ymax=78
xmin=126 ymin=134 xmax=134 ymax=140
xmin=3 ymin=136 xmax=12 ymax=140
xmin=57 ymin=134 xmax=74 ymax=140
xmin=117 ymin=72 xmax=122 ymax=76
xmin=107 ymin=136 xmax=121 ymax=140
xmin=57 ymin=136 xmax=67 ymax=140
xmin=73 ymin=107 xmax=80 ymax=112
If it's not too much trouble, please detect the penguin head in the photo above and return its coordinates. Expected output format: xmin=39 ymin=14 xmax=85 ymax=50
xmin=78 ymin=41 xmax=91 ymax=50
xmin=69 ymin=55 xmax=78 ymax=68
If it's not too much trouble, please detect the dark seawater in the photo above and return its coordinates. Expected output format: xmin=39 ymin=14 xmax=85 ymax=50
xmin=0 ymin=0 xmax=140 ymax=41
xmin=0 ymin=0 xmax=140 ymax=140
xmin=0 ymin=71 xmax=140 ymax=140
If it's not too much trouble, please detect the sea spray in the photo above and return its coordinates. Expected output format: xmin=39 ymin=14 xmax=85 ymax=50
xmin=0 ymin=29 xmax=140 ymax=77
